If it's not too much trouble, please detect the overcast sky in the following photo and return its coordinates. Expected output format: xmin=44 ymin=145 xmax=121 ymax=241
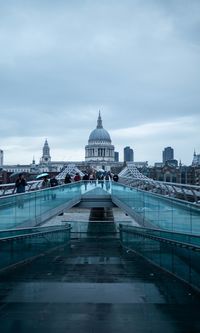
xmin=0 ymin=0 xmax=199 ymax=166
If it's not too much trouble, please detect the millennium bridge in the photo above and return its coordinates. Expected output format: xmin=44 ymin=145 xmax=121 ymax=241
xmin=0 ymin=176 xmax=200 ymax=332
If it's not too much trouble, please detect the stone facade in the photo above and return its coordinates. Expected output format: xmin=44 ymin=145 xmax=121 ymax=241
xmin=85 ymin=112 xmax=115 ymax=165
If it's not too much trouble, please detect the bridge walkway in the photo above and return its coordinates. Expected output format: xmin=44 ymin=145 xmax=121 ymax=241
xmin=0 ymin=181 xmax=200 ymax=236
xmin=0 ymin=232 xmax=200 ymax=333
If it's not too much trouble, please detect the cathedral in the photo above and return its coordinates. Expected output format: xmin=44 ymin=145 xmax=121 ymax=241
xmin=36 ymin=112 xmax=119 ymax=173
xmin=85 ymin=111 xmax=115 ymax=171
xmin=2 ymin=111 xmax=200 ymax=184
xmin=85 ymin=111 xmax=115 ymax=165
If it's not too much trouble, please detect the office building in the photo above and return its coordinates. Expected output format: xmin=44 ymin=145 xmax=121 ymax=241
xmin=0 ymin=149 xmax=3 ymax=167
xmin=124 ymin=146 xmax=134 ymax=162
xmin=162 ymin=147 xmax=174 ymax=163
xmin=114 ymin=152 xmax=119 ymax=162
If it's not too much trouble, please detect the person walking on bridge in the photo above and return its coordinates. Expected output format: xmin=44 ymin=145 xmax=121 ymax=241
xmin=74 ymin=173 xmax=81 ymax=182
xmin=50 ymin=175 xmax=58 ymax=200
xmin=15 ymin=174 xmax=27 ymax=208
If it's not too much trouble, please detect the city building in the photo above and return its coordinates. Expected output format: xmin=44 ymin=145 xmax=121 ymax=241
xmin=1 ymin=113 xmax=200 ymax=186
xmin=85 ymin=111 xmax=115 ymax=169
xmin=40 ymin=139 xmax=51 ymax=164
xmin=192 ymin=150 xmax=200 ymax=166
xmin=124 ymin=146 xmax=134 ymax=162
xmin=0 ymin=149 xmax=3 ymax=167
xmin=114 ymin=152 xmax=119 ymax=162
xmin=162 ymin=146 xmax=174 ymax=163
xmin=165 ymin=159 xmax=178 ymax=167
xmin=147 ymin=164 xmax=181 ymax=183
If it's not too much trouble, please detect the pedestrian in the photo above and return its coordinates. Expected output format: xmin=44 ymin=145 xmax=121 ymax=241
xmin=89 ymin=173 xmax=96 ymax=186
xmin=64 ymin=173 xmax=71 ymax=184
xmin=82 ymin=173 xmax=89 ymax=190
xmin=113 ymin=174 xmax=119 ymax=182
xmin=41 ymin=176 xmax=50 ymax=200
xmin=15 ymin=173 xmax=27 ymax=208
xmin=105 ymin=174 xmax=110 ymax=191
xmin=50 ymin=175 xmax=58 ymax=200
xmin=15 ymin=173 xmax=27 ymax=193
xmin=98 ymin=174 xmax=104 ymax=188
xmin=74 ymin=173 xmax=81 ymax=182
xmin=50 ymin=175 xmax=58 ymax=187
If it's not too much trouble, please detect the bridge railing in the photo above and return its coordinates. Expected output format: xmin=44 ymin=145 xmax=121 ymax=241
xmin=0 ymin=180 xmax=43 ymax=196
xmin=0 ymin=183 xmax=82 ymax=230
xmin=112 ymin=182 xmax=200 ymax=235
xmin=0 ymin=224 xmax=71 ymax=273
xmin=0 ymin=178 xmax=112 ymax=196
xmin=119 ymin=224 xmax=200 ymax=292
xmin=0 ymin=180 xmax=113 ymax=231
xmin=119 ymin=176 xmax=200 ymax=204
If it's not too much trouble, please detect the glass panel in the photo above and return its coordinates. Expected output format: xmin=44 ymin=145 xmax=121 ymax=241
xmin=0 ymin=183 xmax=82 ymax=230
xmin=120 ymin=225 xmax=200 ymax=290
xmin=0 ymin=225 xmax=71 ymax=272
xmin=112 ymin=183 xmax=200 ymax=235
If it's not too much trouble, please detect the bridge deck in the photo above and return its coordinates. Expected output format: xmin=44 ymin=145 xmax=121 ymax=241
xmin=0 ymin=236 xmax=199 ymax=333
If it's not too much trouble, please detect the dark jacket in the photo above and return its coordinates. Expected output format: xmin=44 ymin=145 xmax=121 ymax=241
xmin=64 ymin=174 xmax=71 ymax=184
xmin=15 ymin=178 xmax=27 ymax=193
xmin=113 ymin=174 xmax=119 ymax=182
xmin=82 ymin=174 xmax=89 ymax=181
xmin=50 ymin=178 xmax=58 ymax=187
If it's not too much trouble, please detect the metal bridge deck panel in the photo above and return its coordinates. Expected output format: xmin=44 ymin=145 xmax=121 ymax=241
xmin=0 ymin=238 xmax=199 ymax=333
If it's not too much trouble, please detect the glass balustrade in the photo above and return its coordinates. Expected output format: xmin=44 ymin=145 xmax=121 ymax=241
xmin=0 ymin=180 xmax=112 ymax=230
xmin=0 ymin=183 xmax=81 ymax=230
xmin=112 ymin=183 xmax=200 ymax=235
xmin=0 ymin=224 xmax=71 ymax=272
xmin=0 ymin=180 xmax=200 ymax=237
xmin=60 ymin=220 xmax=117 ymax=239
xmin=119 ymin=224 xmax=200 ymax=291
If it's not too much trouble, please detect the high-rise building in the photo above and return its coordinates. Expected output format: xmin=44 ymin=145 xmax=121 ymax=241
xmin=124 ymin=146 xmax=134 ymax=162
xmin=0 ymin=149 xmax=3 ymax=167
xmin=114 ymin=152 xmax=119 ymax=162
xmin=162 ymin=146 xmax=174 ymax=163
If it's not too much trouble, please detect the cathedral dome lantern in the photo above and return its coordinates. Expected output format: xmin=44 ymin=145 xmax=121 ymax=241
xmin=85 ymin=111 xmax=114 ymax=163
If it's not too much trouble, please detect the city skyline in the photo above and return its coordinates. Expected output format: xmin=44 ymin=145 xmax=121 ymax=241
xmin=1 ymin=134 xmax=197 ymax=167
xmin=0 ymin=0 xmax=199 ymax=165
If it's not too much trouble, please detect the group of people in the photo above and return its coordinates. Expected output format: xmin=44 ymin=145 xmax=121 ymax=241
xmin=14 ymin=173 xmax=59 ymax=193
xmin=63 ymin=171 xmax=119 ymax=190
xmin=14 ymin=171 xmax=119 ymax=208
xmin=41 ymin=175 xmax=59 ymax=200
xmin=14 ymin=173 xmax=59 ymax=207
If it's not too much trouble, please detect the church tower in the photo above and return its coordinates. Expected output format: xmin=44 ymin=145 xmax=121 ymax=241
xmin=40 ymin=139 xmax=51 ymax=164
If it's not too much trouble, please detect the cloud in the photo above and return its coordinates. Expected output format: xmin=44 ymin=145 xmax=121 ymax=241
xmin=0 ymin=0 xmax=199 ymax=165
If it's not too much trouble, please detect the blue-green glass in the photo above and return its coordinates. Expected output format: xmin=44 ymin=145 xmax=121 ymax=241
xmin=112 ymin=183 xmax=200 ymax=235
xmin=120 ymin=225 xmax=200 ymax=290
xmin=0 ymin=225 xmax=71 ymax=272
xmin=0 ymin=181 xmax=200 ymax=236
xmin=0 ymin=183 xmax=82 ymax=230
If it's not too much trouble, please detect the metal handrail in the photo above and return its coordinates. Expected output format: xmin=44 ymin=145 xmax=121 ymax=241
xmin=119 ymin=224 xmax=200 ymax=250
xmin=0 ymin=225 xmax=71 ymax=242
xmin=119 ymin=175 xmax=200 ymax=205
